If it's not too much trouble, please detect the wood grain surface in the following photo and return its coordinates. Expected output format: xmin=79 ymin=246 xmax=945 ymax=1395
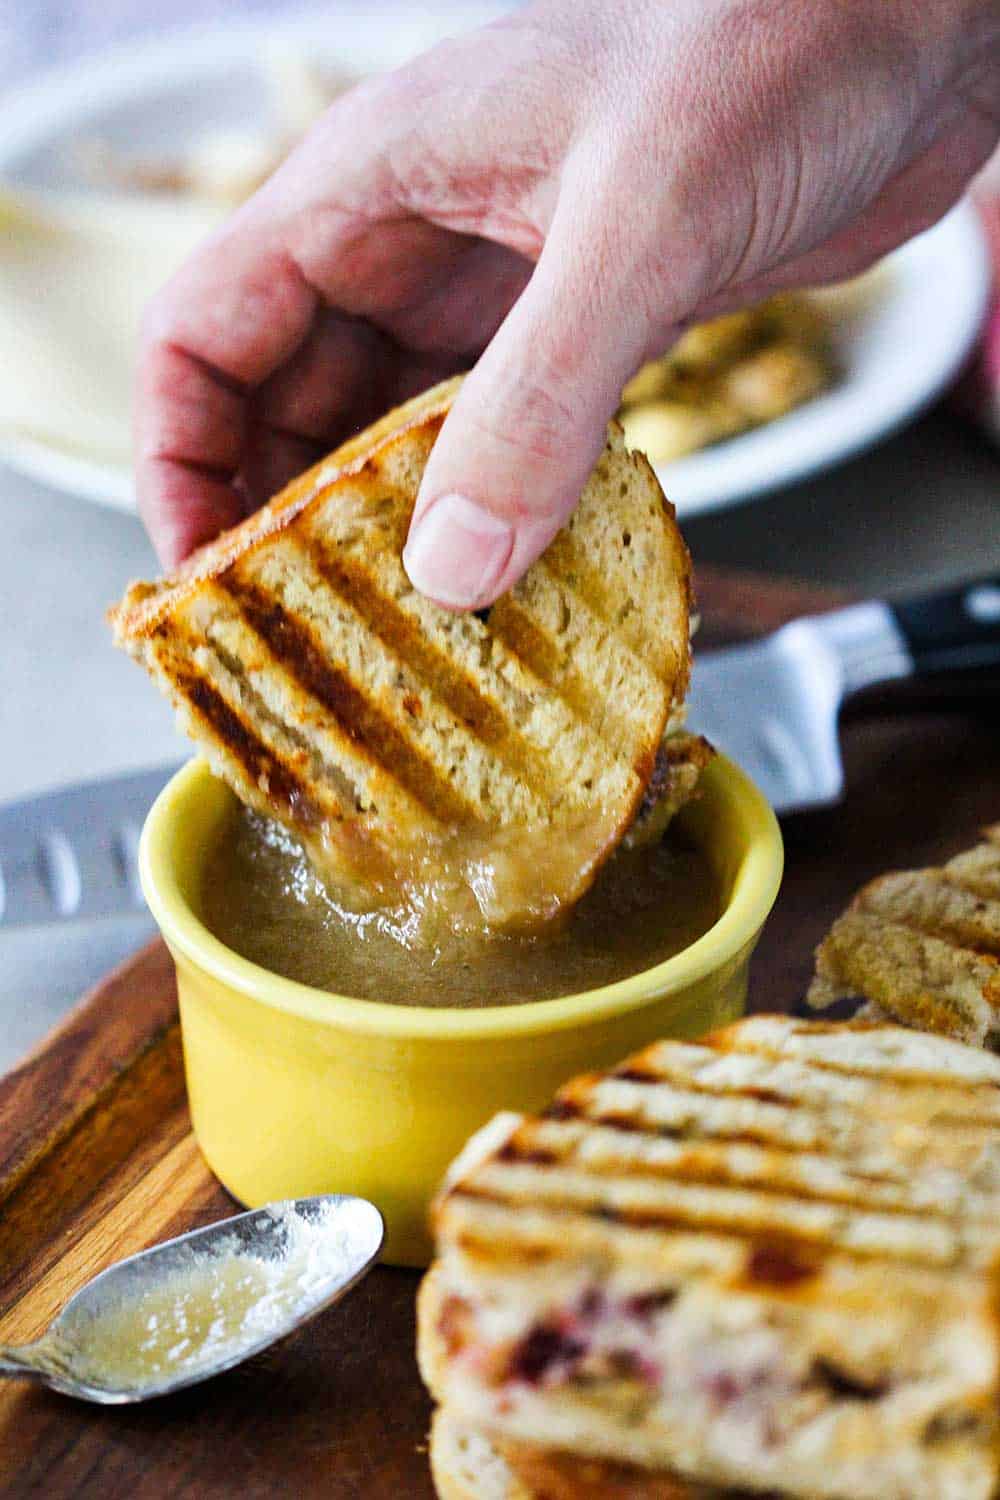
xmin=1 ymin=564 xmax=997 ymax=1500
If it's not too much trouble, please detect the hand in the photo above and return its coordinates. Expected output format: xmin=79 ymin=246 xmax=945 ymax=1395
xmin=135 ymin=0 xmax=1000 ymax=606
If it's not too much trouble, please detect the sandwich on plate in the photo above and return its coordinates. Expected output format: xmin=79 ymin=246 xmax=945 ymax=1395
xmin=420 ymin=1014 xmax=1000 ymax=1500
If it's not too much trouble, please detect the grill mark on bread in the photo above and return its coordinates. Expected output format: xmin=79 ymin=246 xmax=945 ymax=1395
xmin=490 ymin=1123 xmax=990 ymax=1225
xmin=811 ymin=1357 xmax=888 ymax=1401
xmin=549 ymin=1084 xmax=1000 ymax=1151
xmin=702 ymin=1017 xmax=1000 ymax=1082
xmin=613 ymin=1068 xmax=662 ymax=1085
xmin=487 ymin=600 xmax=562 ymax=683
xmin=544 ymin=1099 xmax=583 ymax=1121
xmin=309 ymin=541 xmax=509 ymax=739
xmin=513 ymin=1095 xmax=1000 ymax=1182
xmin=743 ymin=1242 xmax=821 ymax=1288
xmin=487 ymin=584 xmax=661 ymax=770
xmin=221 ymin=540 xmax=552 ymax=827
xmin=221 ymin=577 xmax=475 ymax=826
xmin=497 ymin=1142 xmax=560 ymax=1167
xmin=166 ymin=622 xmax=370 ymax=819
xmin=572 ymin=1071 xmax=805 ymax=1117
xmin=809 ymin=842 xmax=1000 ymax=1045
xmin=173 ymin=671 xmax=319 ymax=823
xmin=294 ymin=527 xmax=659 ymax=820
xmin=543 ymin=532 xmax=644 ymax=653
xmin=485 ymin=596 xmax=603 ymax=752
xmin=432 ymin=1020 xmax=1000 ymax=1281
xmin=542 ymin=526 xmax=685 ymax=695
xmin=186 ymin=600 xmax=436 ymax=827
xmin=445 ymin=1183 xmax=943 ymax=1268
xmin=810 ymin=909 xmax=1000 ymax=1047
xmin=251 ymin=528 xmax=645 ymax=823
xmin=448 ymin=1147 xmax=997 ymax=1252
xmin=559 ymin=1057 xmax=1000 ymax=1129
xmin=304 ymin=538 xmax=572 ymax=800
xmin=855 ymin=871 xmax=1000 ymax=958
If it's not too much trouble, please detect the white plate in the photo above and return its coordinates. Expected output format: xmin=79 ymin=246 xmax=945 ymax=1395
xmin=0 ymin=8 xmax=990 ymax=518
xmin=663 ymin=203 xmax=991 ymax=516
xmin=0 ymin=4 xmax=509 ymax=511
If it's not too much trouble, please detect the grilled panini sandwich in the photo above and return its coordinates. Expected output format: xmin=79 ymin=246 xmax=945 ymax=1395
xmin=809 ymin=824 xmax=1000 ymax=1047
xmin=419 ymin=1015 xmax=1000 ymax=1500
xmin=111 ymin=377 xmax=698 ymax=934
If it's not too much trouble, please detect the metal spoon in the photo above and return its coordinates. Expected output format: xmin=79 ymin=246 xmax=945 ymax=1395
xmin=0 ymin=1195 xmax=383 ymax=1404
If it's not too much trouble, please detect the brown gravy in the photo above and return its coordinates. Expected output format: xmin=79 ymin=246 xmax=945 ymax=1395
xmin=200 ymin=807 xmax=721 ymax=1009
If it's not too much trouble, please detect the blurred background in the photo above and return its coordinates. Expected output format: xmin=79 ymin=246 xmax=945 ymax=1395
xmin=0 ymin=1 xmax=997 ymax=1059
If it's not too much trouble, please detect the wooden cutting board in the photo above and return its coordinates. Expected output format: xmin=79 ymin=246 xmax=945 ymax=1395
xmin=1 ymin=565 xmax=998 ymax=1500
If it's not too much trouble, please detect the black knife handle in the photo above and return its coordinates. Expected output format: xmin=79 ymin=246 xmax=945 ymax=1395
xmin=892 ymin=577 xmax=1000 ymax=676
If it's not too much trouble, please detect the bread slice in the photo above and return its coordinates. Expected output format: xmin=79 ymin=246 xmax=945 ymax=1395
xmin=430 ymin=1408 xmax=738 ymax=1500
xmin=808 ymin=824 xmax=1000 ymax=1046
xmin=419 ymin=1015 xmax=1000 ymax=1500
xmin=111 ymin=377 xmax=695 ymax=934
xmin=431 ymin=1409 xmax=532 ymax=1500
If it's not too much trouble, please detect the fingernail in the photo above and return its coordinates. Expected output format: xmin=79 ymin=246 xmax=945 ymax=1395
xmin=403 ymin=493 xmax=515 ymax=609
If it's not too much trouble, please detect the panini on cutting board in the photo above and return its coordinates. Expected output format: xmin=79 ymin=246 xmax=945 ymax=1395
xmin=809 ymin=823 xmax=1000 ymax=1047
xmin=420 ymin=1015 xmax=1000 ymax=1500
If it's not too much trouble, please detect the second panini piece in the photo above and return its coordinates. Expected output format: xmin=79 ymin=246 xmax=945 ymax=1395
xmin=420 ymin=1014 xmax=1000 ymax=1500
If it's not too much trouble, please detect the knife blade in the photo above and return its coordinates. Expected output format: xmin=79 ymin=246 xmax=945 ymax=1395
xmin=0 ymin=763 xmax=181 ymax=929
xmin=688 ymin=576 xmax=1000 ymax=813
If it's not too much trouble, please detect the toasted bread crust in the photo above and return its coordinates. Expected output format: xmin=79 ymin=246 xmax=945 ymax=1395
xmin=430 ymin=1409 xmax=531 ymax=1500
xmin=112 ymin=380 xmax=461 ymax=639
xmin=429 ymin=1409 xmax=734 ymax=1500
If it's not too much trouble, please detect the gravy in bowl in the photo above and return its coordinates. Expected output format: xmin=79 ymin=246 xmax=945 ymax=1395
xmin=200 ymin=806 xmax=720 ymax=1009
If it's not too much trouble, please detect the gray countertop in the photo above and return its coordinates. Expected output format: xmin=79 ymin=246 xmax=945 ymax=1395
xmin=683 ymin=407 xmax=1000 ymax=595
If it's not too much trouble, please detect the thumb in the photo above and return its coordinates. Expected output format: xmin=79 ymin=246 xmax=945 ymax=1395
xmin=402 ymin=228 xmax=651 ymax=610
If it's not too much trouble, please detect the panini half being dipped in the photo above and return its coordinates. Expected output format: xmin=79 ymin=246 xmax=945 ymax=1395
xmin=111 ymin=378 xmax=699 ymax=938
xmin=419 ymin=1015 xmax=1000 ymax=1500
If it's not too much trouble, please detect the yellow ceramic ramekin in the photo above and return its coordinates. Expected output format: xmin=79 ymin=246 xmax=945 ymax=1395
xmin=140 ymin=753 xmax=782 ymax=1266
